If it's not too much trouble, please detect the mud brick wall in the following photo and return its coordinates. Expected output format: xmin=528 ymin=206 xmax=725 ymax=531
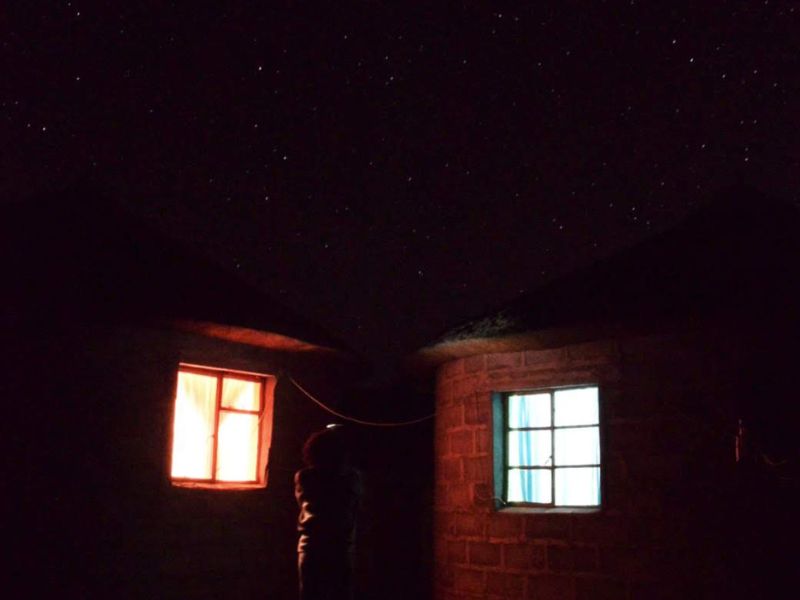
xmin=433 ymin=332 xmax=753 ymax=600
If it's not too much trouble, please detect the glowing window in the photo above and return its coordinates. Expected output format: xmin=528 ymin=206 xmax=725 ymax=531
xmin=494 ymin=386 xmax=601 ymax=508
xmin=170 ymin=365 xmax=276 ymax=488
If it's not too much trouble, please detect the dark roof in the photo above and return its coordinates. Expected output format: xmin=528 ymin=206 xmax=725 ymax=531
xmin=415 ymin=186 xmax=800 ymax=366
xmin=2 ymin=186 xmax=355 ymax=357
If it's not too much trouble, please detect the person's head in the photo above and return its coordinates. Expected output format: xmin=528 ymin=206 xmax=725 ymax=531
xmin=302 ymin=425 xmax=349 ymax=469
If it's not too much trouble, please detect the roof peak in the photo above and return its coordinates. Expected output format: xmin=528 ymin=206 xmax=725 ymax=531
xmin=4 ymin=186 xmax=359 ymax=361
xmin=420 ymin=185 xmax=800 ymax=357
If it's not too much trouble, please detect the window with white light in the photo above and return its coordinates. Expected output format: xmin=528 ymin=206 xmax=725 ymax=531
xmin=170 ymin=365 xmax=275 ymax=488
xmin=494 ymin=386 xmax=601 ymax=508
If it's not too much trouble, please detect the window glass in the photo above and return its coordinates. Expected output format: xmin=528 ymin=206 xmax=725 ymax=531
xmin=217 ymin=412 xmax=259 ymax=482
xmin=554 ymin=387 xmax=599 ymax=426
xmin=170 ymin=366 xmax=273 ymax=488
xmin=508 ymin=468 xmax=551 ymax=503
xmin=554 ymin=467 xmax=601 ymax=506
xmin=171 ymin=371 xmax=217 ymax=479
xmin=500 ymin=386 xmax=601 ymax=508
xmin=221 ymin=377 xmax=260 ymax=411
xmin=554 ymin=427 xmax=600 ymax=466
xmin=509 ymin=393 xmax=551 ymax=428
xmin=508 ymin=430 xmax=552 ymax=467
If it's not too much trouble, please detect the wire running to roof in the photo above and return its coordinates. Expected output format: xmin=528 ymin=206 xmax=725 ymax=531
xmin=287 ymin=375 xmax=435 ymax=427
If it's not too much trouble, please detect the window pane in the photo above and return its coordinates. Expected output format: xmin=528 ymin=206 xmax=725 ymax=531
xmin=507 ymin=468 xmax=551 ymax=503
xmin=221 ymin=377 xmax=260 ymax=411
xmin=554 ymin=467 xmax=601 ymax=506
xmin=216 ymin=411 xmax=259 ymax=482
xmin=509 ymin=393 xmax=550 ymax=428
xmin=554 ymin=426 xmax=600 ymax=466
xmin=554 ymin=387 xmax=598 ymax=426
xmin=171 ymin=371 xmax=216 ymax=479
xmin=508 ymin=430 xmax=552 ymax=467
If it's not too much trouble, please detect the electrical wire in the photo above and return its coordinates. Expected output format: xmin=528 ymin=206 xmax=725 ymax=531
xmin=287 ymin=374 xmax=435 ymax=427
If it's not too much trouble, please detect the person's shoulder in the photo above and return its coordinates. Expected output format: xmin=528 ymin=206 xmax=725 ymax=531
xmin=295 ymin=467 xmax=315 ymax=484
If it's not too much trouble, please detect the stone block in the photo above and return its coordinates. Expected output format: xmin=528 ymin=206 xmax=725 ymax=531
xmin=526 ymin=574 xmax=574 ymax=600
xmin=464 ymin=395 xmax=491 ymax=425
xmin=524 ymin=348 xmax=564 ymax=368
xmin=574 ymin=576 xmax=626 ymax=600
xmin=440 ymin=359 xmax=464 ymax=381
xmin=447 ymin=483 xmax=472 ymax=508
xmin=464 ymin=354 xmax=486 ymax=373
xmin=504 ymin=543 xmax=546 ymax=571
xmin=573 ymin=545 xmax=598 ymax=573
xmin=547 ymin=544 xmax=573 ymax=572
xmin=463 ymin=456 xmax=491 ymax=482
xmin=438 ymin=457 xmax=462 ymax=482
xmin=473 ymin=483 xmax=494 ymax=508
xmin=450 ymin=429 xmax=474 ymax=455
xmin=487 ymin=514 xmax=525 ymax=541
xmin=469 ymin=541 xmax=501 ymax=566
xmin=525 ymin=515 xmax=571 ymax=540
xmin=451 ymin=376 xmax=481 ymax=401
xmin=571 ymin=515 xmax=623 ymax=544
xmin=454 ymin=567 xmax=486 ymax=594
xmin=487 ymin=352 xmax=523 ymax=370
xmin=487 ymin=572 xmax=526 ymax=598
xmin=455 ymin=512 xmax=486 ymax=537
xmin=475 ymin=428 xmax=492 ymax=455
xmin=439 ymin=404 xmax=464 ymax=429
xmin=565 ymin=341 xmax=619 ymax=366
xmin=447 ymin=540 xmax=468 ymax=564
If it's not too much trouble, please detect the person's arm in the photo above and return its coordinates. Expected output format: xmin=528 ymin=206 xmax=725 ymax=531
xmin=295 ymin=469 xmax=321 ymax=536
xmin=294 ymin=470 xmax=304 ymax=507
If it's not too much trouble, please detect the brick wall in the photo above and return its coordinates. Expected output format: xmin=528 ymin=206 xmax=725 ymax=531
xmin=433 ymin=333 xmax=754 ymax=600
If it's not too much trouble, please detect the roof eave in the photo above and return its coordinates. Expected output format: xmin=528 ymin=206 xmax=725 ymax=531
xmin=408 ymin=322 xmax=615 ymax=372
xmin=169 ymin=318 xmax=356 ymax=358
xmin=407 ymin=313 xmax=731 ymax=376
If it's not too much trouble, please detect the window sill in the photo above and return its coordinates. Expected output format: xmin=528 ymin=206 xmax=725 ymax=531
xmin=171 ymin=480 xmax=266 ymax=490
xmin=497 ymin=506 xmax=601 ymax=515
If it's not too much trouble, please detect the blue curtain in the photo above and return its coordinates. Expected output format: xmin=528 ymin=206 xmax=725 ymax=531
xmin=519 ymin=399 xmax=533 ymax=501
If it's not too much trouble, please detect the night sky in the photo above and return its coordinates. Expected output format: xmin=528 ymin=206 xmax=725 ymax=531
xmin=3 ymin=2 xmax=799 ymax=380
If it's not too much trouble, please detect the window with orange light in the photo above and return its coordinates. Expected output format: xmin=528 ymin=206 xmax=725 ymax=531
xmin=170 ymin=365 xmax=276 ymax=488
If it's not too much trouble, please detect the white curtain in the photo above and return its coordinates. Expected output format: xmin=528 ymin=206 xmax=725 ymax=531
xmin=171 ymin=372 xmax=217 ymax=479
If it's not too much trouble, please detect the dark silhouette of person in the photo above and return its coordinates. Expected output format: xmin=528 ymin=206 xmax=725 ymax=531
xmin=295 ymin=426 xmax=362 ymax=600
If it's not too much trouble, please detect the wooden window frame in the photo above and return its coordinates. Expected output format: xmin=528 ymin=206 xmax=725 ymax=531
xmin=170 ymin=363 xmax=276 ymax=490
xmin=493 ymin=385 xmax=602 ymax=509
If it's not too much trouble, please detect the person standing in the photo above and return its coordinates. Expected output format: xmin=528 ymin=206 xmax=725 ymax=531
xmin=295 ymin=426 xmax=362 ymax=600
